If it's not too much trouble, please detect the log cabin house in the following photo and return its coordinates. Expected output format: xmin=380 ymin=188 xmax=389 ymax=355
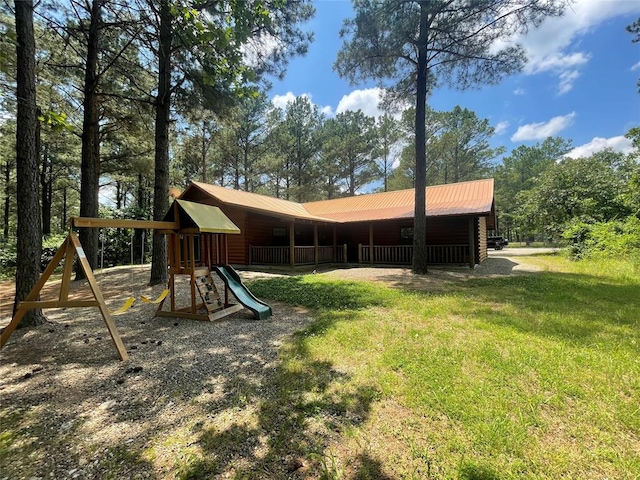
xmin=178 ymin=178 xmax=496 ymax=268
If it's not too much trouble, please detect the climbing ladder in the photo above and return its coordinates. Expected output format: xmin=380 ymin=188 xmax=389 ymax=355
xmin=194 ymin=273 xmax=223 ymax=312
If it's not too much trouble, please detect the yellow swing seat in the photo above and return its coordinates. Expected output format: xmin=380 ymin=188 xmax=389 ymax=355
xmin=109 ymin=296 xmax=136 ymax=316
xmin=140 ymin=289 xmax=169 ymax=304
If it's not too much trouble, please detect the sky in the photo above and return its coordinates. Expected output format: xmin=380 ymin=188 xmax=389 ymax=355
xmin=268 ymin=0 xmax=640 ymax=162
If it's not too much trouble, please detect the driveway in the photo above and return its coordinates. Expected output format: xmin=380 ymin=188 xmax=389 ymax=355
xmin=488 ymin=247 xmax=559 ymax=257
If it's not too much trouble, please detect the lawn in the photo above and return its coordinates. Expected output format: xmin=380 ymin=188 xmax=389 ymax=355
xmin=1 ymin=255 xmax=638 ymax=479
xmin=243 ymin=256 xmax=640 ymax=479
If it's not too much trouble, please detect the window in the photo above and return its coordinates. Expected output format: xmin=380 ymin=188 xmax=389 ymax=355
xmin=273 ymin=227 xmax=287 ymax=237
xmin=400 ymin=227 xmax=414 ymax=239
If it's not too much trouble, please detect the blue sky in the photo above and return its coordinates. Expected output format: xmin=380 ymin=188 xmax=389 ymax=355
xmin=269 ymin=0 xmax=640 ymax=161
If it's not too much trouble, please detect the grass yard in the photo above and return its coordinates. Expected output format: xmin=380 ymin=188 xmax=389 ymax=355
xmin=1 ymin=255 xmax=638 ymax=479
xmin=244 ymin=256 xmax=640 ymax=479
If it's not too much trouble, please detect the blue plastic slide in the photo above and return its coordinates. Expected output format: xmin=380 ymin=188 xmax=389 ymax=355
xmin=213 ymin=266 xmax=273 ymax=320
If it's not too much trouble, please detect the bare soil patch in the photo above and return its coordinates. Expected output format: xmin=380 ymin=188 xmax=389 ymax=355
xmin=0 ymin=257 xmax=540 ymax=479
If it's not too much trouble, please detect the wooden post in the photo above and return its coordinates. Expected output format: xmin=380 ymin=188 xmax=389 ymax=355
xmin=332 ymin=226 xmax=337 ymax=262
xmin=343 ymin=244 xmax=347 ymax=264
xmin=468 ymin=217 xmax=476 ymax=268
xmin=289 ymin=221 xmax=295 ymax=269
xmin=358 ymin=244 xmax=362 ymax=264
xmin=70 ymin=234 xmax=129 ymax=361
xmin=314 ymin=224 xmax=319 ymax=267
xmin=189 ymin=234 xmax=197 ymax=314
xmin=369 ymin=223 xmax=374 ymax=264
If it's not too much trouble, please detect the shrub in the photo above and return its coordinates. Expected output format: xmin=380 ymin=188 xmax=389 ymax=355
xmin=562 ymin=217 xmax=640 ymax=260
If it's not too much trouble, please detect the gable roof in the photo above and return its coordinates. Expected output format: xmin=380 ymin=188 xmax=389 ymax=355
xmin=181 ymin=178 xmax=495 ymax=224
xmin=184 ymin=181 xmax=332 ymax=223
xmin=163 ymin=199 xmax=241 ymax=234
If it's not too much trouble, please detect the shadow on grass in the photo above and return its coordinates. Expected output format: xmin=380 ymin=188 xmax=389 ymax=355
xmin=448 ymin=270 xmax=639 ymax=345
xmin=179 ymin=329 xmax=380 ymax=478
xmin=248 ymin=276 xmax=392 ymax=311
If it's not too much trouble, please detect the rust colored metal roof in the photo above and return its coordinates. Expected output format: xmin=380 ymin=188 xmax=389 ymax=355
xmin=183 ymin=178 xmax=494 ymax=223
xmin=185 ymin=181 xmax=333 ymax=222
xmin=304 ymin=179 xmax=495 ymax=222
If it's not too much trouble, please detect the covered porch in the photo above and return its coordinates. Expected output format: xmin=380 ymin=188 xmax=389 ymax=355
xmin=247 ymin=216 xmax=481 ymax=268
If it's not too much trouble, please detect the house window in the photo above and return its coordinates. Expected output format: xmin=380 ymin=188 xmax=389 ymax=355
xmin=400 ymin=227 xmax=414 ymax=240
xmin=273 ymin=227 xmax=287 ymax=237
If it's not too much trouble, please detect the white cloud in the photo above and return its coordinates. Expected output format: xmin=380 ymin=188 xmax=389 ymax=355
xmin=631 ymin=61 xmax=640 ymax=72
xmin=506 ymin=1 xmax=640 ymax=93
xmin=565 ymin=135 xmax=635 ymax=159
xmin=557 ymin=70 xmax=581 ymax=95
xmin=271 ymin=92 xmax=334 ymax=117
xmin=271 ymin=92 xmax=305 ymax=110
xmin=513 ymin=88 xmax=526 ymax=95
xmin=335 ymin=88 xmax=385 ymax=118
xmin=524 ymin=52 xmax=590 ymax=75
xmin=510 ymin=112 xmax=576 ymax=142
xmin=494 ymin=121 xmax=510 ymax=135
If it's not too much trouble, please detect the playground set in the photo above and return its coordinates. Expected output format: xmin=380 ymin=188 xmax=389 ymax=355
xmin=0 ymin=199 xmax=272 ymax=361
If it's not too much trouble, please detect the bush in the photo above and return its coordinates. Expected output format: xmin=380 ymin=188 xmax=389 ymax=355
xmin=562 ymin=217 xmax=640 ymax=260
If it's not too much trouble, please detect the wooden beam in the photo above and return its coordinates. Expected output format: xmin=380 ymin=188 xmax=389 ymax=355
xmin=314 ymin=224 xmax=319 ymax=267
xmin=369 ymin=223 xmax=374 ymax=265
xmin=71 ymin=217 xmax=178 ymax=230
xmin=468 ymin=217 xmax=476 ymax=268
xmin=19 ymin=300 xmax=99 ymax=309
xmin=289 ymin=221 xmax=295 ymax=269
xmin=59 ymin=238 xmax=76 ymax=301
xmin=332 ymin=226 xmax=337 ymax=262
xmin=70 ymin=233 xmax=129 ymax=360
xmin=208 ymin=304 xmax=243 ymax=321
xmin=1 ymin=235 xmax=71 ymax=349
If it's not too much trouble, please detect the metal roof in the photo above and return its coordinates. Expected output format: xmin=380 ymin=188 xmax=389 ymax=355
xmin=182 ymin=178 xmax=494 ymax=223
xmin=186 ymin=181 xmax=333 ymax=223
xmin=163 ymin=199 xmax=241 ymax=234
xmin=304 ymin=179 xmax=495 ymax=222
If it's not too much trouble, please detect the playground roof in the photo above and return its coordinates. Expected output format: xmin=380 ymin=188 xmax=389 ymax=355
xmin=180 ymin=179 xmax=494 ymax=224
xmin=164 ymin=199 xmax=241 ymax=234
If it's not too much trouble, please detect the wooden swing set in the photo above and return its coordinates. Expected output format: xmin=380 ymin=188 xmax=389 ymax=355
xmin=0 ymin=199 xmax=250 ymax=361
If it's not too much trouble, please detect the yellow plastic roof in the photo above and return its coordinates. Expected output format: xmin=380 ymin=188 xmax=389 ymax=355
xmin=166 ymin=199 xmax=241 ymax=234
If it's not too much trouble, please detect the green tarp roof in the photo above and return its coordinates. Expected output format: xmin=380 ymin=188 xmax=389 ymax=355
xmin=164 ymin=199 xmax=241 ymax=234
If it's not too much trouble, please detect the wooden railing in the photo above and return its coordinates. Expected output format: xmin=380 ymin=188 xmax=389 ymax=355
xmin=250 ymin=246 xmax=289 ymax=265
xmin=250 ymin=245 xmax=345 ymax=266
xmin=359 ymin=244 xmax=469 ymax=265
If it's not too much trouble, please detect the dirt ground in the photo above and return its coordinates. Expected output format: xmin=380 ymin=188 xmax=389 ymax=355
xmin=0 ymin=254 xmax=543 ymax=328
xmin=0 ymin=254 xmax=546 ymax=479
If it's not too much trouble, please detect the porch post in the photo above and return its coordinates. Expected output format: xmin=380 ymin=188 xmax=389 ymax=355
xmin=289 ymin=221 xmax=295 ymax=269
xmin=369 ymin=223 xmax=374 ymax=264
xmin=314 ymin=224 xmax=319 ymax=267
xmin=333 ymin=225 xmax=337 ymax=262
xmin=468 ymin=217 xmax=476 ymax=268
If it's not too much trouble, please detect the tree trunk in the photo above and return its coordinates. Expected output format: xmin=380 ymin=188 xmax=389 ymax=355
xmin=77 ymin=0 xmax=103 ymax=279
xmin=41 ymin=143 xmax=52 ymax=236
xmin=412 ymin=2 xmax=429 ymax=275
xmin=4 ymin=158 xmax=11 ymax=239
xmin=150 ymin=0 xmax=171 ymax=286
xmin=14 ymin=0 xmax=45 ymax=326
xmin=61 ymin=186 xmax=67 ymax=231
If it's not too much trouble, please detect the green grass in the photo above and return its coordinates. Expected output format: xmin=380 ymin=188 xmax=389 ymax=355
xmin=2 ymin=257 xmax=638 ymax=479
xmin=246 ymin=257 xmax=640 ymax=478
